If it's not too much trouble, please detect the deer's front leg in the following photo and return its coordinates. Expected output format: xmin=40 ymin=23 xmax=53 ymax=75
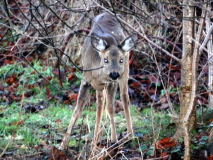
xmin=93 ymin=90 xmax=105 ymax=147
xmin=106 ymin=82 xmax=118 ymax=143
xmin=119 ymin=79 xmax=133 ymax=137
xmin=59 ymin=80 xmax=91 ymax=150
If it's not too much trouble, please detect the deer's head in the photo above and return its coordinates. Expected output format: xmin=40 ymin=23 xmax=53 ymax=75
xmin=91 ymin=33 xmax=137 ymax=81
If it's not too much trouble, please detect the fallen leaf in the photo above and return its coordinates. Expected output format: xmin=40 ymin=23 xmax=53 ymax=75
xmin=64 ymin=100 xmax=70 ymax=104
xmin=207 ymin=155 xmax=213 ymax=160
xmin=160 ymin=152 xmax=169 ymax=160
xmin=46 ymin=86 xmax=51 ymax=99
xmin=70 ymin=67 xmax=76 ymax=72
xmin=157 ymin=137 xmax=177 ymax=149
xmin=56 ymin=119 xmax=61 ymax=125
xmin=49 ymin=146 xmax=67 ymax=160
xmin=28 ymin=84 xmax=35 ymax=89
xmin=31 ymin=70 xmax=36 ymax=74
xmin=3 ymin=59 xmax=14 ymax=65
xmin=64 ymin=93 xmax=78 ymax=104
xmin=130 ymin=82 xmax=141 ymax=89
xmin=6 ymin=74 xmax=18 ymax=85
xmin=10 ymin=93 xmax=22 ymax=101
xmin=12 ymin=118 xmax=27 ymax=126
xmin=69 ymin=93 xmax=78 ymax=102
xmin=34 ymin=145 xmax=40 ymax=150
xmin=67 ymin=74 xmax=75 ymax=81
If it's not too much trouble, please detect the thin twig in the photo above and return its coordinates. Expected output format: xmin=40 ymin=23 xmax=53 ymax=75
xmin=92 ymin=0 xmax=181 ymax=62
xmin=199 ymin=24 xmax=213 ymax=53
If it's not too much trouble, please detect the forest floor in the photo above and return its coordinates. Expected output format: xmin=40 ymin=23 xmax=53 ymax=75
xmin=0 ymin=53 xmax=212 ymax=160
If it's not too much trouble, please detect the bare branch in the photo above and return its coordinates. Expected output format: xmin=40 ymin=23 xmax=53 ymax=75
xmin=199 ymin=24 xmax=213 ymax=53
xmin=92 ymin=0 xmax=181 ymax=63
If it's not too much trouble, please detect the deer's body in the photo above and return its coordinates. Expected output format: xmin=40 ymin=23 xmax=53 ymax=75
xmin=82 ymin=13 xmax=126 ymax=90
xmin=60 ymin=12 xmax=137 ymax=150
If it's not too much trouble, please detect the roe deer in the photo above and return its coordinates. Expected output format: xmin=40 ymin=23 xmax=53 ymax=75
xmin=59 ymin=12 xmax=137 ymax=150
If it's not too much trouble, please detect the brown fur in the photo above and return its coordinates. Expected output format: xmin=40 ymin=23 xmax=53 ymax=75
xmin=59 ymin=12 xmax=137 ymax=150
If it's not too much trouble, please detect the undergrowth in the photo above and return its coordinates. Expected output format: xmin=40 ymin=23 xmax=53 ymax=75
xmin=0 ymin=60 xmax=210 ymax=159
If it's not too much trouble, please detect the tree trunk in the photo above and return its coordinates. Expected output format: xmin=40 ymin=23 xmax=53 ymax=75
xmin=206 ymin=3 xmax=213 ymax=109
xmin=174 ymin=0 xmax=196 ymax=140
xmin=175 ymin=1 xmax=207 ymax=159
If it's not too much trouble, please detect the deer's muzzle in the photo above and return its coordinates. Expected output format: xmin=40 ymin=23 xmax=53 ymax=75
xmin=109 ymin=72 xmax=120 ymax=80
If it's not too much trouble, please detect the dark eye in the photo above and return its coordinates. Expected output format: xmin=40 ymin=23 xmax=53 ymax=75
xmin=120 ymin=59 xmax=123 ymax=63
xmin=104 ymin=58 xmax=108 ymax=63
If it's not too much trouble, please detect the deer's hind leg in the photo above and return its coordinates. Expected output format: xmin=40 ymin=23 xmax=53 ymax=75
xmin=59 ymin=80 xmax=91 ymax=150
xmin=106 ymin=82 xmax=118 ymax=143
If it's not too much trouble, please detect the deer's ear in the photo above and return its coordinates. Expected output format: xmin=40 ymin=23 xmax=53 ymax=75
xmin=121 ymin=33 xmax=137 ymax=52
xmin=91 ymin=33 xmax=107 ymax=52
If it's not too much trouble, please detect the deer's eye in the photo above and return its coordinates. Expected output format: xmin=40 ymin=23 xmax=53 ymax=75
xmin=120 ymin=59 xmax=123 ymax=63
xmin=104 ymin=58 xmax=109 ymax=63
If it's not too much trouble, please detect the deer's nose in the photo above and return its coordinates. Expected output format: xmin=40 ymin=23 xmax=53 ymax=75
xmin=109 ymin=72 xmax=120 ymax=80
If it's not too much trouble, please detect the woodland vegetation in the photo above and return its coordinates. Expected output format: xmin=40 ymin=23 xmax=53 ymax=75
xmin=0 ymin=0 xmax=213 ymax=159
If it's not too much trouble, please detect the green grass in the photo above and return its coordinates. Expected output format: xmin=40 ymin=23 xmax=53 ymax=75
xmin=0 ymin=60 xmax=176 ymax=157
xmin=0 ymin=101 xmax=175 ymax=153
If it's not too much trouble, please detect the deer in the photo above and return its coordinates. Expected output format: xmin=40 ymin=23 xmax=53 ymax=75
xmin=59 ymin=12 xmax=137 ymax=150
